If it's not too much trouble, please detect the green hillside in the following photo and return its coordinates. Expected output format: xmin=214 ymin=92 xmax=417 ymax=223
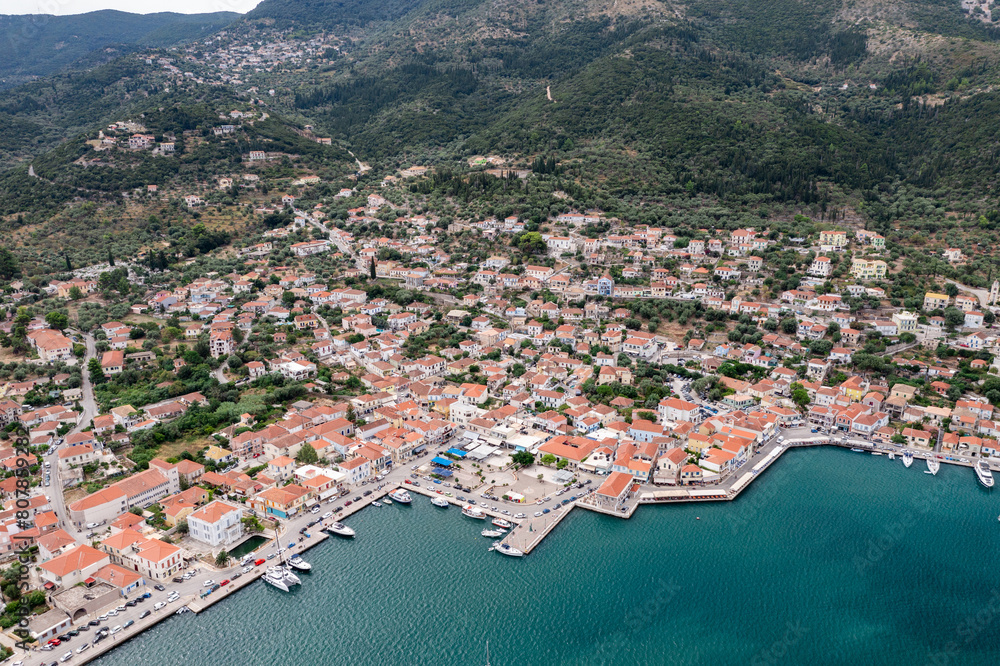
xmin=0 ymin=10 xmax=238 ymax=88
xmin=4 ymin=0 xmax=1000 ymax=229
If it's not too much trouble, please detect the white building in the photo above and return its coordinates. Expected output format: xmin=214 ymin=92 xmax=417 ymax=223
xmin=188 ymin=501 xmax=243 ymax=548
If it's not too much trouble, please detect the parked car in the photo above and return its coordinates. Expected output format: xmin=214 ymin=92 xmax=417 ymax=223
xmin=153 ymin=584 xmax=165 ymax=591
xmin=139 ymin=610 xmax=151 ymax=619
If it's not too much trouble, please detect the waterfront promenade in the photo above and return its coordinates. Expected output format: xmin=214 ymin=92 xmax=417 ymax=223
xmin=15 ymin=432 xmax=997 ymax=666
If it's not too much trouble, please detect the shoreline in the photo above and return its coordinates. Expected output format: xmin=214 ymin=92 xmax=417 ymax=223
xmin=25 ymin=439 xmax=992 ymax=666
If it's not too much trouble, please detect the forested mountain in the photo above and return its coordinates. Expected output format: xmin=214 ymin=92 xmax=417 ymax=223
xmin=0 ymin=10 xmax=238 ymax=88
xmin=4 ymin=0 xmax=1000 ymax=232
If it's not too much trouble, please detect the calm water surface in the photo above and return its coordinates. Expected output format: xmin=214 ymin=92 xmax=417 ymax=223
xmin=94 ymin=448 xmax=1000 ymax=665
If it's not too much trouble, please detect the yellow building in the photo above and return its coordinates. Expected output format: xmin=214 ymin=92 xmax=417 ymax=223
xmin=923 ymin=292 xmax=949 ymax=311
xmin=851 ymin=258 xmax=887 ymax=281
xmin=819 ymin=230 xmax=849 ymax=248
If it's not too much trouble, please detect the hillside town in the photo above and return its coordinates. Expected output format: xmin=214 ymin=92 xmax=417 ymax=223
xmin=3 ymin=100 xmax=1000 ymax=663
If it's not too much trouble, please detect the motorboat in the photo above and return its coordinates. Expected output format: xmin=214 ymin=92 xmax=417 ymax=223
xmin=494 ymin=542 xmax=524 ymax=557
xmin=482 ymin=528 xmax=505 ymax=538
xmin=492 ymin=517 xmax=512 ymax=529
xmin=431 ymin=497 xmax=450 ymax=508
xmin=926 ymin=458 xmax=940 ymax=476
xmin=263 ymin=570 xmax=289 ymax=592
xmin=383 ymin=498 xmax=392 ymax=505
xmin=903 ymin=451 xmax=914 ymax=468
xmin=328 ymin=522 xmax=356 ymax=538
xmin=976 ymin=460 xmax=995 ymax=488
xmin=287 ymin=554 xmax=312 ymax=572
xmin=850 ymin=448 xmax=864 ymax=453
xmin=871 ymin=452 xmax=883 ymax=456
xmin=462 ymin=505 xmax=486 ymax=519
xmin=389 ymin=489 xmax=412 ymax=504
xmin=888 ymin=452 xmax=895 ymax=460
xmin=371 ymin=501 xmax=382 ymax=507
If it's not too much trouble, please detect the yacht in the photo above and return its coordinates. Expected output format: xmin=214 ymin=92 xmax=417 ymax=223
xmin=492 ymin=517 xmax=512 ymax=529
xmin=287 ymin=554 xmax=312 ymax=572
xmin=462 ymin=505 xmax=486 ymax=519
xmin=976 ymin=460 xmax=995 ymax=488
xmin=926 ymin=458 xmax=940 ymax=476
xmin=431 ymin=497 xmax=450 ymax=508
xmin=903 ymin=451 xmax=914 ymax=468
xmin=494 ymin=542 xmax=524 ymax=557
xmin=482 ymin=528 xmax=505 ymax=538
xmin=275 ymin=566 xmax=301 ymax=586
xmin=328 ymin=522 xmax=356 ymax=538
xmin=263 ymin=569 xmax=290 ymax=592
xmin=389 ymin=489 xmax=412 ymax=504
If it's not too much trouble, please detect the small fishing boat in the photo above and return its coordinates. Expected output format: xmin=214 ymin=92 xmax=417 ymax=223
xmin=431 ymin=497 xmax=450 ymax=508
xmin=492 ymin=517 xmax=512 ymax=529
xmin=383 ymin=498 xmax=392 ymax=505
xmin=850 ymin=448 xmax=864 ymax=453
xmin=462 ymin=505 xmax=486 ymax=519
xmin=389 ymin=489 xmax=412 ymax=504
xmin=371 ymin=501 xmax=382 ymax=507
xmin=871 ymin=452 xmax=883 ymax=456
xmin=481 ymin=528 xmax=505 ymax=538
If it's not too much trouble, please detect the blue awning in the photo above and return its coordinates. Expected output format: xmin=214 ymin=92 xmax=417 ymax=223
xmin=431 ymin=456 xmax=453 ymax=467
xmin=446 ymin=448 xmax=467 ymax=458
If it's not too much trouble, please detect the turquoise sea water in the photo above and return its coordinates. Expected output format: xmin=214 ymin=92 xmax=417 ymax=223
xmin=94 ymin=448 xmax=1000 ymax=665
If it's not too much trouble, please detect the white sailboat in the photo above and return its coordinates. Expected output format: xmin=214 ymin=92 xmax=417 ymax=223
xmin=925 ymin=458 xmax=940 ymax=475
xmin=263 ymin=568 xmax=290 ymax=591
xmin=494 ymin=542 xmax=524 ymax=557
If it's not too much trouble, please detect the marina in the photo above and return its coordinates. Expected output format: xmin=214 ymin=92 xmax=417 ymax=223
xmin=41 ymin=438 xmax=999 ymax=666
xmin=90 ymin=447 xmax=1000 ymax=666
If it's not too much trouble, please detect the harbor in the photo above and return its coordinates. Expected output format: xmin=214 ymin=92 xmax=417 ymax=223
xmin=87 ymin=447 xmax=1000 ymax=666
xmin=23 ymin=438 xmax=998 ymax=666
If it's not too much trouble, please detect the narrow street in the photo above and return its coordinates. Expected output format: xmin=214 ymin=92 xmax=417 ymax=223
xmin=45 ymin=333 xmax=96 ymax=539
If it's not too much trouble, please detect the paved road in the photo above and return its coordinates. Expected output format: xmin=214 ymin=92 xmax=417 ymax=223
xmin=45 ymin=333 xmax=96 ymax=539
